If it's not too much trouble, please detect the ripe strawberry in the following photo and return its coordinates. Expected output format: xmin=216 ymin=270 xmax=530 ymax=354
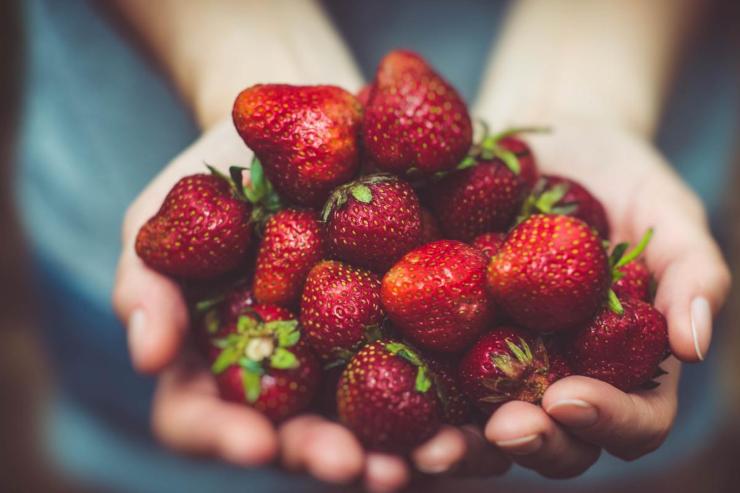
xmin=253 ymin=209 xmax=325 ymax=306
xmin=323 ymin=174 xmax=421 ymax=271
xmin=427 ymin=358 xmax=471 ymax=425
xmin=471 ymin=232 xmax=506 ymax=260
xmin=522 ymin=175 xmax=610 ymax=239
xmin=363 ymin=50 xmax=472 ymax=175
xmin=487 ymin=215 xmax=610 ymax=332
xmin=544 ymin=336 xmax=574 ymax=383
xmin=192 ymin=281 xmax=256 ymax=356
xmin=209 ymin=304 xmax=320 ymax=422
xmin=233 ymin=84 xmax=361 ymax=207
xmin=566 ymin=299 xmax=669 ymax=391
xmin=613 ymin=259 xmax=652 ymax=302
xmin=381 ymin=240 xmax=493 ymax=352
xmin=135 ymin=172 xmax=252 ymax=279
xmin=337 ymin=340 xmax=442 ymax=452
xmin=300 ymin=261 xmax=383 ymax=361
xmin=458 ymin=327 xmax=554 ymax=413
xmin=418 ymin=207 xmax=443 ymax=244
xmin=427 ymin=157 xmax=532 ymax=241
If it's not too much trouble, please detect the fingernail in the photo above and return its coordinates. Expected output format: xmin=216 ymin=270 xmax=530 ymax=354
xmin=690 ymin=297 xmax=711 ymax=361
xmin=546 ymin=399 xmax=598 ymax=429
xmin=127 ymin=309 xmax=147 ymax=365
xmin=495 ymin=434 xmax=543 ymax=455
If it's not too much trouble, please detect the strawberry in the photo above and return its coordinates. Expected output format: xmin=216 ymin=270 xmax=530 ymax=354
xmin=337 ymin=340 xmax=442 ymax=452
xmin=135 ymin=171 xmax=252 ymax=279
xmin=362 ymin=50 xmax=472 ymax=175
xmin=381 ymin=240 xmax=493 ymax=352
xmin=427 ymin=158 xmax=531 ymax=241
xmin=323 ymin=174 xmax=422 ymax=271
xmin=487 ymin=215 xmax=611 ymax=332
xmin=253 ymin=209 xmax=326 ymax=306
xmin=458 ymin=327 xmax=554 ymax=413
xmin=521 ymin=175 xmax=610 ymax=239
xmin=418 ymin=207 xmax=443 ymax=244
xmin=427 ymin=358 xmax=471 ymax=425
xmin=566 ymin=299 xmax=669 ymax=391
xmin=233 ymin=84 xmax=362 ymax=207
xmin=209 ymin=304 xmax=320 ymax=422
xmin=471 ymin=232 xmax=506 ymax=260
xmin=613 ymin=259 xmax=652 ymax=302
xmin=192 ymin=281 xmax=256 ymax=356
xmin=300 ymin=261 xmax=383 ymax=361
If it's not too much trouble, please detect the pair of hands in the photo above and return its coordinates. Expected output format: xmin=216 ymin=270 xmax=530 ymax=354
xmin=113 ymin=117 xmax=730 ymax=492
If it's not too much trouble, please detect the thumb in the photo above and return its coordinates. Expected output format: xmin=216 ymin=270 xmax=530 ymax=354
xmin=113 ymin=247 xmax=188 ymax=374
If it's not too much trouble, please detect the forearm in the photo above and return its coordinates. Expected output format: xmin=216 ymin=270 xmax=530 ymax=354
xmin=112 ymin=0 xmax=363 ymax=129
xmin=475 ymin=0 xmax=705 ymax=138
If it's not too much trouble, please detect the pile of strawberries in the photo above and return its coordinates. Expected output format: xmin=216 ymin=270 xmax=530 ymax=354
xmin=136 ymin=50 xmax=668 ymax=453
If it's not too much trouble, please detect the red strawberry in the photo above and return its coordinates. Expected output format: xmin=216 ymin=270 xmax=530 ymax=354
xmin=427 ymin=158 xmax=531 ymax=241
xmin=253 ymin=209 xmax=326 ymax=306
xmin=522 ymin=175 xmax=610 ymax=239
xmin=613 ymin=259 xmax=652 ymax=302
xmin=544 ymin=336 xmax=574 ymax=383
xmin=135 ymin=172 xmax=252 ymax=279
xmin=363 ymin=50 xmax=473 ymax=175
xmin=471 ymin=232 xmax=506 ymax=260
xmin=300 ymin=261 xmax=383 ymax=361
xmin=337 ymin=340 xmax=442 ymax=452
xmin=192 ymin=281 xmax=256 ymax=356
xmin=233 ymin=84 xmax=362 ymax=207
xmin=323 ymin=174 xmax=422 ymax=271
xmin=427 ymin=358 xmax=471 ymax=425
xmin=381 ymin=240 xmax=493 ymax=352
xmin=209 ymin=304 xmax=320 ymax=422
xmin=418 ymin=207 xmax=443 ymax=244
xmin=487 ymin=215 xmax=610 ymax=332
xmin=458 ymin=327 xmax=554 ymax=413
xmin=566 ymin=299 xmax=669 ymax=391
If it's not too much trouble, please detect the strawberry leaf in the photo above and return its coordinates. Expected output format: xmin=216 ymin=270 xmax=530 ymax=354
xmin=350 ymin=184 xmax=373 ymax=203
xmin=237 ymin=315 xmax=259 ymax=334
xmin=211 ymin=345 xmax=242 ymax=374
xmin=456 ymin=156 xmax=478 ymax=170
xmin=270 ymin=348 xmax=299 ymax=369
xmin=494 ymin=148 xmax=521 ymax=175
xmin=415 ymin=366 xmax=432 ymax=393
xmin=265 ymin=320 xmax=300 ymax=347
xmin=241 ymin=367 xmax=262 ymax=403
xmin=607 ymin=289 xmax=624 ymax=315
xmin=615 ymin=228 xmax=653 ymax=268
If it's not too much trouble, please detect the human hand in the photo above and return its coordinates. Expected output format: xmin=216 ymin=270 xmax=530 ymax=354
xmin=482 ymin=120 xmax=731 ymax=477
xmin=112 ymin=119 xmax=510 ymax=492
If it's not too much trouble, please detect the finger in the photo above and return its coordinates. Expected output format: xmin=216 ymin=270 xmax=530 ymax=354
xmin=279 ymin=416 xmax=365 ymax=484
xmin=151 ymin=354 xmax=278 ymax=465
xmin=630 ymin=176 xmax=731 ymax=362
xmin=113 ymin=248 xmax=188 ymax=374
xmin=364 ymin=453 xmax=410 ymax=493
xmin=485 ymin=401 xmax=600 ymax=478
xmin=543 ymin=358 xmax=680 ymax=460
xmin=411 ymin=425 xmax=510 ymax=477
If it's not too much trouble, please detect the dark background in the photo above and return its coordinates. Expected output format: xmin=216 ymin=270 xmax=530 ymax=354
xmin=1 ymin=1 xmax=738 ymax=492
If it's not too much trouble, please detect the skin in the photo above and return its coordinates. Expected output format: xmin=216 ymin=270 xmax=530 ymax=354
xmin=111 ymin=0 xmax=729 ymax=490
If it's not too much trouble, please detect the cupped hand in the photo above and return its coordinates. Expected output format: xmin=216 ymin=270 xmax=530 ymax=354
xmin=483 ymin=120 xmax=731 ymax=477
xmin=112 ymin=119 xmax=510 ymax=492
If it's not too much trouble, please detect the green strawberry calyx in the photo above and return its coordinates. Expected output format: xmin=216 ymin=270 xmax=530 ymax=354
xmin=324 ymin=323 xmax=386 ymax=370
xmin=384 ymin=341 xmax=433 ymax=393
xmin=517 ymin=177 xmax=578 ymax=225
xmin=205 ymin=157 xmax=283 ymax=230
xmin=211 ymin=313 xmax=301 ymax=403
xmin=606 ymin=228 xmax=654 ymax=315
xmin=456 ymin=124 xmax=550 ymax=175
xmin=321 ymin=173 xmax=396 ymax=222
xmin=481 ymin=336 xmax=550 ymax=405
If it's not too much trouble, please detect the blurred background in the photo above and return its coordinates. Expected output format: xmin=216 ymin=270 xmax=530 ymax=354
xmin=1 ymin=1 xmax=739 ymax=492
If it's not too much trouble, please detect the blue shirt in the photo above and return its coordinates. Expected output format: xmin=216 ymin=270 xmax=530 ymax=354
xmin=15 ymin=0 xmax=738 ymax=491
